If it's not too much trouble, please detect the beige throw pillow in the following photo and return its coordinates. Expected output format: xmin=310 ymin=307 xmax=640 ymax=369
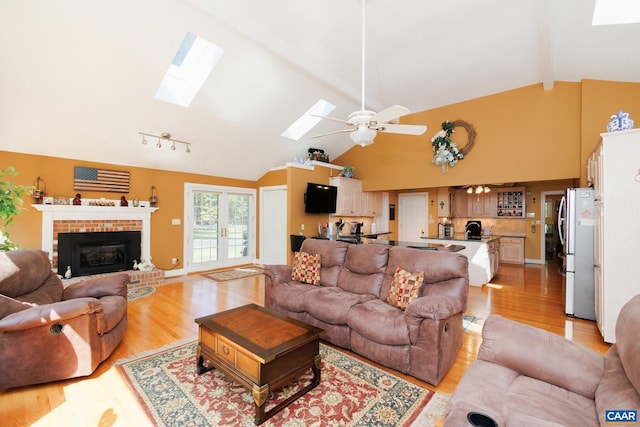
xmin=291 ymin=251 xmax=321 ymax=285
xmin=387 ymin=267 xmax=424 ymax=310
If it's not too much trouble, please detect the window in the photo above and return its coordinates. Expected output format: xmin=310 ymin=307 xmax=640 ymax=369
xmin=155 ymin=32 xmax=224 ymax=107
xmin=281 ymin=99 xmax=336 ymax=141
xmin=593 ymin=0 xmax=640 ymax=25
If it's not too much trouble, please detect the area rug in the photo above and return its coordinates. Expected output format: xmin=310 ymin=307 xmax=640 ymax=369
xmin=202 ymin=266 xmax=264 ymax=282
xmin=116 ymin=340 xmax=448 ymax=426
xmin=127 ymin=285 xmax=156 ymax=301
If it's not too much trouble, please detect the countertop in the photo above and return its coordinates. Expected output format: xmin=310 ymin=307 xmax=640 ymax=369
xmin=360 ymin=238 xmax=466 ymax=252
xmin=425 ymin=234 xmax=526 ymax=243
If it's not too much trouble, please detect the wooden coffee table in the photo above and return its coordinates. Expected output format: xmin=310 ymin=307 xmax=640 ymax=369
xmin=194 ymin=304 xmax=323 ymax=425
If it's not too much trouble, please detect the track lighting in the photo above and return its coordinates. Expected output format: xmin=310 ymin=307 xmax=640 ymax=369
xmin=139 ymin=132 xmax=192 ymax=153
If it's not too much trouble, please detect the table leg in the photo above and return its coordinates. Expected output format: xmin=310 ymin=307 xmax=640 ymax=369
xmin=196 ymin=343 xmax=214 ymax=375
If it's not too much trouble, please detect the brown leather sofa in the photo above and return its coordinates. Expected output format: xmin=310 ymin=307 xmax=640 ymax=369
xmin=264 ymin=238 xmax=469 ymax=385
xmin=444 ymin=294 xmax=640 ymax=426
xmin=0 ymin=249 xmax=129 ymax=389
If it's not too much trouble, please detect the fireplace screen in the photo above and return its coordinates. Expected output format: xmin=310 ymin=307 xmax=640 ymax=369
xmin=58 ymin=231 xmax=141 ymax=277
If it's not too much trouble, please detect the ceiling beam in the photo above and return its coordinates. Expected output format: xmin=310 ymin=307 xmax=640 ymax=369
xmin=536 ymin=0 xmax=555 ymax=90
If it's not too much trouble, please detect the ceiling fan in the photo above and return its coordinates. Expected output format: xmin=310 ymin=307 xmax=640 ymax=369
xmin=310 ymin=0 xmax=427 ymax=147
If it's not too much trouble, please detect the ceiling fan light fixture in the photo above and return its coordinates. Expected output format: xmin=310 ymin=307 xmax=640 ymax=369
xmin=350 ymin=126 xmax=376 ymax=147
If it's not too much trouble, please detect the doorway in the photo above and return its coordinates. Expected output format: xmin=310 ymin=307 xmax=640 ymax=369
xmin=184 ymin=183 xmax=256 ymax=273
xmin=541 ymin=191 xmax=564 ymax=266
xmin=259 ymin=185 xmax=288 ymax=265
xmin=398 ymin=192 xmax=429 ymax=242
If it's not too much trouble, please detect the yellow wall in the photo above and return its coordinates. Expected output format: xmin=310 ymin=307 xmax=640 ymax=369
xmin=335 ymin=82 xmax=582 ymax=190
xmin=1 ymin=151 xmax=255 ymax=269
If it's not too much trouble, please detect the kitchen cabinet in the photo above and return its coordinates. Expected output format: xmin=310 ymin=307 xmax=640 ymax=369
xmin=590 ymin=129 xmax=640 ymax=343
xmin=437 ymin=187 xmax=452 ymax=217
xmin=330 ymin=177 xmax=362 ymax=216
xmin=499 ymin=237 xmax=524 ymax=264
xmin=496 ymin=187 xmax=525 ymax=218
xmin=451 ymin=189 xmax=468 ymax=217
xmin=361 ymin=191 xmax=382 ymax=216
xmin=468 ymin=191 xmax=497 ymax=217
xmin=487 ymin=238 xmax=500 ymax=277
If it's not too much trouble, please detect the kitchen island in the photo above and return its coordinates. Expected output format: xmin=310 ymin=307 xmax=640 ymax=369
xmin=420 ymin=236 xmax=501 ymax=286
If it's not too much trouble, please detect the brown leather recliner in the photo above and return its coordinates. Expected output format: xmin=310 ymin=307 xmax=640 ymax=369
xmin=0 ymin=249 xmax=128 ymax=389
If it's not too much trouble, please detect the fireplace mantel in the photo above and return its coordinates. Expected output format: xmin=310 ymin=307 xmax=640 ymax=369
xmin=32 ymin=205 xmax=158 ymax=262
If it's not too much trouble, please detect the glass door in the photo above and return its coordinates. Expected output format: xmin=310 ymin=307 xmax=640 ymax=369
xmin=185 ymin=184 xmax=255 ymax=273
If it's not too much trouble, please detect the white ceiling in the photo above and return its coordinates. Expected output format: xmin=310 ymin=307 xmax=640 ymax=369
xmin=1 ymin=0 xmax=639 ymax=181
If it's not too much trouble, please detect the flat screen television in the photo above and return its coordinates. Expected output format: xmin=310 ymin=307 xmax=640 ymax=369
xmin=304 ymin=182 xmax=337 ymax=214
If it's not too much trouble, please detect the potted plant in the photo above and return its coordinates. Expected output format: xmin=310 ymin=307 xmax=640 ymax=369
xmin=0 ymin=167 xmax=33 ymax=251
xmin=338 ymin=165 xmax=356 ymax=178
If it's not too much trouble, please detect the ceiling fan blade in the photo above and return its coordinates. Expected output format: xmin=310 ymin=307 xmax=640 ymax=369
xmin=308 ymin=128 xmax=354 ymax=139
xmin=378 ymin=123 xmax=427 ymax=136
xmin=311 ymin=114 xmax=351 ymax=125
xmin=373 ymin=105 xmax=411 ymax=124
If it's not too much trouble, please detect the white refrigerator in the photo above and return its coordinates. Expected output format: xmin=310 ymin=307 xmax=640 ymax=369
xmin=558 ymin=187 xmax=595 ymax=320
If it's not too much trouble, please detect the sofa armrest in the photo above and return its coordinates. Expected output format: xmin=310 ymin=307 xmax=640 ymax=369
xmin=405 ymin=295 xmax=462 ymax=320
xmin=62 ymin=273 xmax=129 ymax=300
xmin=0 ymin=298 xmax=103 ymax=332
xmin=264 ymin=265 xmax=292 ymax=288
xmin=478 ymin=315 xmax=604 ymax=399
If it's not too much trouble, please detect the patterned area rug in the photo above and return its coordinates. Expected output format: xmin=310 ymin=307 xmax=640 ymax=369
xmin=116 ymin=341 xmax=448 ymax=426
xmin=201 ymin=267 xmax=264 ymax=282
xmin=127 ymin=286 xmax=156 ymax=301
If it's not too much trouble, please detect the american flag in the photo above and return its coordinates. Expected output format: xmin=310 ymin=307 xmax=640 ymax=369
xmin=74 ymin=167 xmax=130 ymax=193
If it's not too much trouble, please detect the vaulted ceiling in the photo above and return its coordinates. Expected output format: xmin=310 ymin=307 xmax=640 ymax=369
xmin=1 ymin=0 xmax=639 ymax=180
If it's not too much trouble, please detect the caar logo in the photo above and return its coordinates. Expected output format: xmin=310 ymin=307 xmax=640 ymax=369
xmin=606 ymin=410 xmax=638 ymax=425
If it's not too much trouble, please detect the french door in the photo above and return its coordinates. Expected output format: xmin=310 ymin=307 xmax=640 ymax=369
xmin=184 ymin=183 xmax=256 ymax=272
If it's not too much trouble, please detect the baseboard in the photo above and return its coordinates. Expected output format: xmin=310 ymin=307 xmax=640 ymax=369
xmin=164 ymin=268 xmax=186 ymax=278
xmin=525 ymin=258 xmax=545 ymax=265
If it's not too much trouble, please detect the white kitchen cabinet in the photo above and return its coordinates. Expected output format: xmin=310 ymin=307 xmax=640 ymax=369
xmin=591 ymin=129 xmax=640 ymax=343
xmin=499 ymin=237 xmax=524 ymax=265
xmin=330 ymin=177 xmax=363 ymax=216
xmin=362 ymin=191 xmax=382 ymax=216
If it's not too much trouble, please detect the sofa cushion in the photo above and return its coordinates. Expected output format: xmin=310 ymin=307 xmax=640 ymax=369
xmin=270 ymin=282 xmax=320 ymax=312
xmin=386 ymin=267 xmax=424 ymax=310
xmin=595 ymin=345 xmax=640 ymax=424
xmin=615 ymin=294 xmax=640 ymax=394
xmin=299 ymin=239 xmax=350 ymax=287
xmin=303 ymin=287 xmax=375 ymax=325
xmin=337 ymin=244 xmax=389 ymax=296
xmin=0 ymin=250 xmax=62 ymax=300
xmin=478 ymin=315 xmax=603 ymax=399
xmin=505 ymin=375 xmax=598 ymax=426
xmin=291 ymin=251 xmax=321 ymax=285
xmin=347 ymin=299 xmax=413 ymax=345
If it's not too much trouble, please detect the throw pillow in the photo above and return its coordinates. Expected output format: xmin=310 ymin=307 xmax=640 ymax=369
xmin=387 ymin=267 xmax=425 ymax=310
xmin=291 ymin=251 xmax=321 ymax=285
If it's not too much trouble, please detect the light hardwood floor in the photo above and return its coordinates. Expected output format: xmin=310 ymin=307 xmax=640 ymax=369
xmin=2 ymin=261 xmax=610 ymax=426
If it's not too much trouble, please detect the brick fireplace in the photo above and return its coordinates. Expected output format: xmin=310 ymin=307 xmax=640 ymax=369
xmin=32 ymin=204 xmax=162 ymax=287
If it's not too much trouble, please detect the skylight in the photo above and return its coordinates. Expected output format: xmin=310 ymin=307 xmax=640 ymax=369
xmin=281 ymin=99 xmax=336 ymax=141
xmin=592 ymin=0 xmax=640 ymax=25
xmin=155 ymin=32 xmax=224 ymax=107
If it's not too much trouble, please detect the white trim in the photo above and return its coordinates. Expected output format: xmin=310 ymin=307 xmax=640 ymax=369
xmin=540 ymin=190 xmax=564 ymax=264
xmin=32 ymin=205 xmax=158 ymax=262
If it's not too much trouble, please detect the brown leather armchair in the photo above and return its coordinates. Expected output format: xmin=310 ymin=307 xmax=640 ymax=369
xmin=0 ymin=249 xmax=128 ymax=389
